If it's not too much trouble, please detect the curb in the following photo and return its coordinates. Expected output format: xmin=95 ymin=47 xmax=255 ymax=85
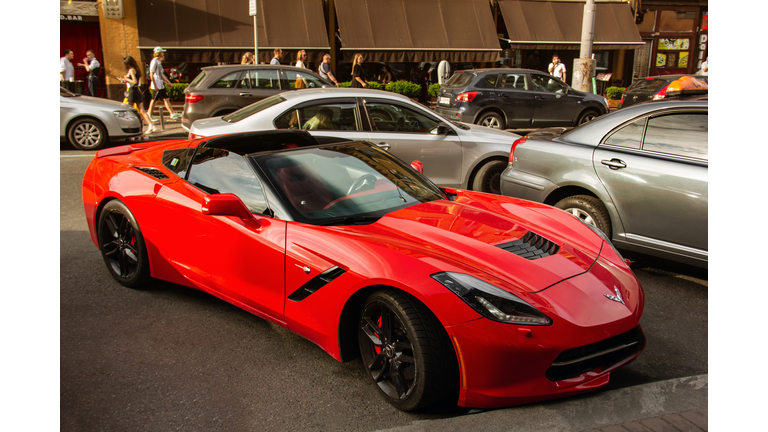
xmin=375 ymin=375 xmax=708 ymax=432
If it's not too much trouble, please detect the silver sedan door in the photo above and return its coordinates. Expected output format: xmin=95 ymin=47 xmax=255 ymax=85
xmin=593 ymin=110 xmax=708 ymax=261
xmin=362 ymin=98 xmax=463 ymax=187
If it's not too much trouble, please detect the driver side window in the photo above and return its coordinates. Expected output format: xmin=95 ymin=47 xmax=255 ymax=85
xmin=531 ymin=74 xmax=565 ymax=93
xmin=364 ymin=102 xmax=438 ymax=133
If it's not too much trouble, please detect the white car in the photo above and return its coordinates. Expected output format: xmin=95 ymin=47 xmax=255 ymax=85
xmin=60 ymin=86 xmax=143 ymax=150
xmin=188 ymin=88 xmax=521 ymax=193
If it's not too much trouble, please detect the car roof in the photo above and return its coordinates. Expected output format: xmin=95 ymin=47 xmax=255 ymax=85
xmin=201 ymin=64 xmax=313 ymax=73
xmin=276 ymin=87 xmax=412 ymax=101
xmin=455 ymin=68 xmax=544 ymax=75
xmin=641 ymin=74 xmax=707 ymax=82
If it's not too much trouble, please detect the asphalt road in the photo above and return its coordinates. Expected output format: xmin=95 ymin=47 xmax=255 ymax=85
xmin=60 ymin=148 xmax=707 ymax=431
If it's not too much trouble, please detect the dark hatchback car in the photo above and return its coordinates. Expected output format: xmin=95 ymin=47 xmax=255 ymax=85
xmin=181 ymin=64 xmax=333 ymax=131
xmin=435 ymin=68 xmax=608 ymax=130
xmin=619 ymin=74 xmax=708 ymax=109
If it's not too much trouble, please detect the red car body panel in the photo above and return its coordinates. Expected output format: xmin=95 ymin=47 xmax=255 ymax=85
xmin=82 ymin=139 xmax=645 ymax=409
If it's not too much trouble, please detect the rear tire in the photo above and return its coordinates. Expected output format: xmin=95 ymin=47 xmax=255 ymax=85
xmin=555 ymin=195 xmax=612 ymax=238
xmin=471 ymin=160 xmax=507 ymax=194
xmin=358 ymin=290 xmax=456 ymax=411
xmin=477 ymin=112 xmax=504 ymax=129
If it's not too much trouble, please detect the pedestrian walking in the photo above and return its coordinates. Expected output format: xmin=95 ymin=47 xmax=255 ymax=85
xmin=119 ymin=56 xmax=154 ymax=134
xmin=147 ymin=46 xmax=180 ymax=122
xmin=295 ymin=50 xmax=307 ymax=69
xmin=241 ymin=52 xmax=255 ymax=64
xmin=271 ymin=48 xmax=283 ymax=65
xmin=60 ymin=49 xmax=75 ymax=82
xmin=78 ymin=50 xmax=101 ymax=97
xmin=437 ymin=60 xmax=450 ymax=85
xmin=548 ymin=54 xmax=566 ymax=82
xmin=350 ymin=53 xmax=368 ymax=88
xmin=417 ymin=63 xmax=431 ymax=104
xmin=318 ymin=53 xmax=339 ymax=87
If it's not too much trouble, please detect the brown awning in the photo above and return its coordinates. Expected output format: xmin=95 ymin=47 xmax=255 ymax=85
xmin=136 ymin=0 xmax=330 ymax=64
xmin=333 ymin=0 xmax=501 ymax=63
xmin=498 ymin=0 xmax=645 ymax=50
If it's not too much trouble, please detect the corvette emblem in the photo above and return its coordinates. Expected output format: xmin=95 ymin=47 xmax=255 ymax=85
xmin=604 ymin=287 xmax=625 ymax=305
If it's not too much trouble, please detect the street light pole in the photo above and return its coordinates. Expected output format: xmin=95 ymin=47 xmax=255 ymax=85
xmin=250 ymin=0 xmax=258 ymax=62
xmin=573 ymin=0 xmax=596 ymax=93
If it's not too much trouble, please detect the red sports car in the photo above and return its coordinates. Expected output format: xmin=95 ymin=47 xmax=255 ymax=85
xmin=82 ymin=130 xmax=645 ymax=411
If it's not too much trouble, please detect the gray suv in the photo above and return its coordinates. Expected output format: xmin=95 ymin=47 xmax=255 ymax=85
xmin=499 ymin=99 xmax=708 ymax=268
xmin=181 ymin=64 xmax=332 ymax=131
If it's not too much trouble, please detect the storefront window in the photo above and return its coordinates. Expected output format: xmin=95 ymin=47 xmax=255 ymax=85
xmin=659 ymin=11 xmax=695 ymax=32
xmin=636 ymin=11 xmax=656 ymax=33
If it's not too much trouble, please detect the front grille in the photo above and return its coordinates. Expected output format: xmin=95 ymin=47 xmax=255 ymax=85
xmin=133 ymin=166 xmax=169 ymax=180
xmin=546 ymin=327 xmax=645 ymax=382
xmin=496 ymin=231 xmax=560 ymax=260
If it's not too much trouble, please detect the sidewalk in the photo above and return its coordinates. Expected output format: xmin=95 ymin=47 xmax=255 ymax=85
xmin=378 ymin=375 xmax=708 ymax=432
xmin=136 ymin=102 xmax=188 ymax=140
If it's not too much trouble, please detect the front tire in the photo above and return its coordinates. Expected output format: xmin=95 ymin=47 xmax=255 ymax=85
xmin=577 ymin=109 xmax=599 ymax=125
xmin=97 ymin=200 xmax=151 ymax=288
xmin=555 ymin=195 xmax=612 ymax=238
xmin=471 ymin=160 xmax=507 ymax=194
xmin=68 ymin=118 xmax=107 ymax=150
xmin=358 ymin=290 xmax=456 ymax=411
xmin=477 ymin=112 xmax=504 ymax=129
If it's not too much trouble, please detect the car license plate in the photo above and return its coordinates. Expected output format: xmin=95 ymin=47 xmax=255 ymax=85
xmin=439 ymin=97 xmax=450 ymax=105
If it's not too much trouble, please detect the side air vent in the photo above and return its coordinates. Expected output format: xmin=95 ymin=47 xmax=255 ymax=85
xmin=133 ymin=166 xmax=169 ymax=180
xmin=496 ymin=231 xmax=560 ymax=260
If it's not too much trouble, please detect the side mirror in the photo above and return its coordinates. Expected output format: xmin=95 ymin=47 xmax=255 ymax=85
xmin=202 ymin=193 xmax=259 ymax=225
xmin=436 ymin=122 xmax=451 ymax=135
xmin=411 ymin=160 xmax=424 ymax=174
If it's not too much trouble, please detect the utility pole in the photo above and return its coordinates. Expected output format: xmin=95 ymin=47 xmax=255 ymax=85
xmin=573 ymin=0 xmax=596 ymax=93
xmin=250 ymin=0 xmax=258 ymax=62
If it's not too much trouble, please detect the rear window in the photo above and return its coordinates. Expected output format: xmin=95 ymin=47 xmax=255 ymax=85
xmin=442 ymin=72 xmax=475 ymax=88
xmin=188 ymin=71 xmax=206 ymax=88
xmin=223 ymin=94 xmax=286 ymax=123
xmin=627 ymin=78 xmax=669 ymax=93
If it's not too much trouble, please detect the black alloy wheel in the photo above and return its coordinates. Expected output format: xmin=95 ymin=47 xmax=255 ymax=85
xmin=471 ymin=159 xmax=507 ymax=194
xmin=358 ymin=290 xmax=456 ymax=411
xmin=97 ymin=200 xmax=151 ymax=288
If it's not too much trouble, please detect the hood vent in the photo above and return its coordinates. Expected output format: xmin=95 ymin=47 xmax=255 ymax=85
xmin=496 ymin=231 xmax=560 ymax=260
xmin=133 ymin=166 xmax=169 ymax=180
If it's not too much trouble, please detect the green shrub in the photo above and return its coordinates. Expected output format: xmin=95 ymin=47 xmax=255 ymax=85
xmin=338 ymin=81 xmax=382 ymax=90
xmin=606 ymin=86 xmax=626 ymax=100
xmin=428 ymin=83 xmax=441 ymax=98
xmin=339 ymin=81 xmax=353 ymax=88
xmin=385 ymin=80 xmax=421 ymax=97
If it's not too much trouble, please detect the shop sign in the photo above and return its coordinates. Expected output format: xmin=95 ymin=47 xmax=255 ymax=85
xmin=60 ymin=15 xmax=84 ymax=21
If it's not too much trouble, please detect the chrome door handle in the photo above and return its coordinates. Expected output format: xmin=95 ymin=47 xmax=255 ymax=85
xmin=239 ymin=93 xmax=253 ymax=96
xmin=601 ymin=159 xmax=627 ymax=170
xmin=377 ymin=142 xmax=391 ymax=150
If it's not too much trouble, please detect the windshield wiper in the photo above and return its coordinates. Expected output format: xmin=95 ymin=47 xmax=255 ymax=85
xmin=315 ymin=215 xmax=382 ymax=226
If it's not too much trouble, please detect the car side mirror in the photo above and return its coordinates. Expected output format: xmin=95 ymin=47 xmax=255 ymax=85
xmin=436 ymin=122 xmax=451 ymax=135
xmin=411 ymin=160 xmax=424 ymax=174
xmin=202 ymin=193 xmax=259 ymax=226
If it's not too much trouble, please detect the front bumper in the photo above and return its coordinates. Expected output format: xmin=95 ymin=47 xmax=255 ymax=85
xmin=446 ymin=249 xmax=645 ymax=409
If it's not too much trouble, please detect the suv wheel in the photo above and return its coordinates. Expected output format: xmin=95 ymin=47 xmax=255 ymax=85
xmin=477 ymin=112 xmax=504 ymax=129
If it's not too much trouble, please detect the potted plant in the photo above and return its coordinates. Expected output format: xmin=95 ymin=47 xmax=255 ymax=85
xmin=605 ymin=86 xmax=625 ymax=109
xmin=385 ymin=80 xmax=421 ymax=99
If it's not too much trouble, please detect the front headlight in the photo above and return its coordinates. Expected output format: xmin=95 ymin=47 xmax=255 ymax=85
xmin=431 ymin=272 xmax=552 ymax=325
xmin=113 ymin=110 xmax=136 ymax=119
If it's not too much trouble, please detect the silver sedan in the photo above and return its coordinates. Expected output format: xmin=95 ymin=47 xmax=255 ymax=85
xmin=188 ymin=88 xmax=521 ymax=193
xmin=500 ymin=99 xmax=708 ymax=268
xmin=60 ymin=86 xmax=143 ymax=150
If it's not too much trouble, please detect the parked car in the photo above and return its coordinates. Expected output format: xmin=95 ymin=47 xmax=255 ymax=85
xmin=60 ymin=86 xmax=143 ymax=150
xmin=181 ymin=64 xmax=333 ymax=131
xmin=619 ymin=74 xmax=708 ymax=109
xmin=189 ymin=88 xmax=522 ymax=194
xmin=82 ymin=129 xmax=645 ymax=411
xmin=435 ymin=69 xmax=608 ymax=130
xmin=500 ymin=99 xmax=708 ymax=268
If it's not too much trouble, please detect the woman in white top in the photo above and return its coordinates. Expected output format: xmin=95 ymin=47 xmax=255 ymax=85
xmin=295 ymin=50 xmax=307 ymax=69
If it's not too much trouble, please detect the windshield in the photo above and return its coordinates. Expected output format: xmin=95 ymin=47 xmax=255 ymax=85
xmin=60 ymin=87 xmax=76 ymax=97
xmin=252 ymin=142 xmax=445 ymax=225
xmin=223 ymin=94 xmax=286 ymax=123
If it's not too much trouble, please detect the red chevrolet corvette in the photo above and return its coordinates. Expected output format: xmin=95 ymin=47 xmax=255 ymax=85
xmin=82 ymin=130 xmax=645 ymax=411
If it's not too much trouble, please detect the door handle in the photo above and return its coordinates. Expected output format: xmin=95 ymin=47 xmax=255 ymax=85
xmin=601 ymin=158 xmax=627 ymax=170
xmin=239 ymin=93 xmax=253 ymax=97
xmin=376 ymin=142 xmax=391 ymax=150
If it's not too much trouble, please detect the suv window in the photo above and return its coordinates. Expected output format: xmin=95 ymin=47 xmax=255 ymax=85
xmin=211 ymin=71 xmax=242 ymax=89
xmin=498 ymin=73 xmax=528 ymax=90
xmin=283 ymin=70 xmax=326 ymax=89
xmin=443 ymin=72 xmax=474 ymax=88
xmin=188 ymin=71 xmax=206 ymax=88
xmin=186 ymin=147 xmax=269 ymax=214
xmin=531 ymin=74 xmax=566 ymax=93
xmin=642 ymin=113 xmax=708 ymax=159
xmin=364 ymin=101 xmax=438 ymax=133
xmin=239 ymin=69 xmax=280 ymax=89
xmin=275 ymin=101 xmax=360 ymax=131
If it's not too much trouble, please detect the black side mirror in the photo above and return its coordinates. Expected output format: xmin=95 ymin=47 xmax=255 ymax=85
xmin=436 ymin=122 xmax=451 ymax=135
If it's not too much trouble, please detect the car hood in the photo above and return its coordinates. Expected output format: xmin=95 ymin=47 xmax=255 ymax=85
xmin=62 ymin=95 xmax=133 ymax=111
xmin=338 ymin=190 xmax=604 ymax=293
